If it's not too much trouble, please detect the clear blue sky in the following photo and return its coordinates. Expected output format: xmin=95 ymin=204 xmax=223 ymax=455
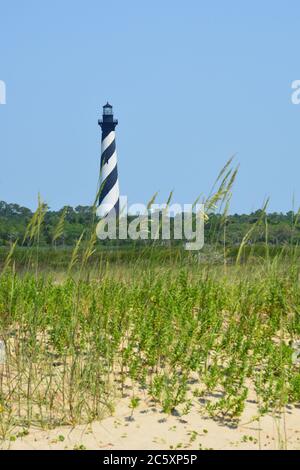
xmin=0 ymin=0 xmax=299 ymax=213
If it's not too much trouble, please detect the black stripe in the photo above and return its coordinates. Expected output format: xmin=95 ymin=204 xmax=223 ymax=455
xmin=114 ymin=199 xmax=119 ymax=215
xmin=99 ymin=165 xmax=118 ymax=204
xmin=111 ymin=199 xmax=119 ymax=217
xmin=101 ymin=124 xmax=117 ymax=141
xmin=101 ymin=128 xmax=112 ymax=141
xmin=102 ymin=199 xmax=120 ymax=219
xmin=101 ymin=139 xmax=116 ymax=166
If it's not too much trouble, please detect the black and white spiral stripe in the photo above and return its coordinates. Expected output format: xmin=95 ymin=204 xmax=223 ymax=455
xmin=98 ymin=130 xmax=119 ymax=218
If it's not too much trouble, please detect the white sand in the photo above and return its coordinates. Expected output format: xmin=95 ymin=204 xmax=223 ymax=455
xmin=3 ymin=394 xmax=300 ymax=450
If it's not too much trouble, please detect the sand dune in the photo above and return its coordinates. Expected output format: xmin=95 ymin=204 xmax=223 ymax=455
xmin=3 ymin=393 xmax=300 ymax=451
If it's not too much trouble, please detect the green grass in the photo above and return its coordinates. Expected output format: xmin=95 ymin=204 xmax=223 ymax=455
xmin=1 ymin=160 xmax=300 ymax=444
xmin=0 ymin=255 xmax=300 ymax=437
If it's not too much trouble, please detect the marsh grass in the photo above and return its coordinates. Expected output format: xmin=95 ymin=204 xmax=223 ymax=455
xmin=0 ymin=159 xmax=300 ymax=447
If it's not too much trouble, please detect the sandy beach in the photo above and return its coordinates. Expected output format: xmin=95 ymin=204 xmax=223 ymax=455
xmin=3 ymin=391 xmax=300 ymax=451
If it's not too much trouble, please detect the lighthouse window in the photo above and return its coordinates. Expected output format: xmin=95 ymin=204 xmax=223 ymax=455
xmin=104 ymin=107 xmax=113 ymax=115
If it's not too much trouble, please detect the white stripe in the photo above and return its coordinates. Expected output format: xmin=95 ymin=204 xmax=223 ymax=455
xmin=97 ymin=182 xmax=119 ymax=218
xmin=101 ymin=131 xmax=115 ymax=152
xmin=101 ymin=151 xmax=117 ymax=180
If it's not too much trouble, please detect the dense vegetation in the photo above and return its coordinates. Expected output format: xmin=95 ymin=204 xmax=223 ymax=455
xmin=1 ymin=243 xmax=300 ymax=445
xmin=1 ymin=200 xmax=300 ymax=247
xmin=0 ymin=162 xmax=300 ymax=449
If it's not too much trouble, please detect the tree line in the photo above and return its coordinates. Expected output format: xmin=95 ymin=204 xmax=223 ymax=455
xmin=1 ymin=200 xmax=300 ymax=247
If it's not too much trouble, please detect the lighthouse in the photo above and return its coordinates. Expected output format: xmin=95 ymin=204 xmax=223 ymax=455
xmin=97 ymin=103 xmax=119 ymax=218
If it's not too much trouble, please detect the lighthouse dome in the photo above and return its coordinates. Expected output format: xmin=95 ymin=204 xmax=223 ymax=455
xmin=103 ymin=102 xmax=113 ymax=115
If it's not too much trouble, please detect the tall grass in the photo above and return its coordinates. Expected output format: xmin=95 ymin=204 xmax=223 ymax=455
xmin=0 ymin=160 xmax=300 ymax=447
